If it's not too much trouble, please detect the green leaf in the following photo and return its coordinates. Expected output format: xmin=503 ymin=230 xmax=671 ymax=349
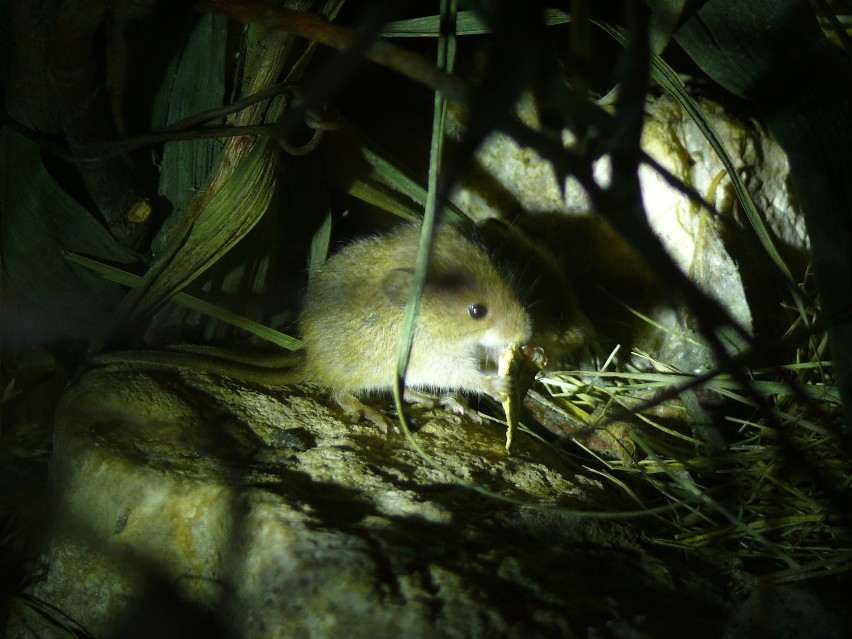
xmin=645 ymin=0 xmax=688 ymax=55
xmin=322 ymin=125 xmax=467 ymax=224
xmin=0 ymin=129 xmax=139 ymax=341
xmin=152 ymin=13 xmax=228 ymax=257
xmin=93 ymin=17 xmax=294 ymax=348
xmin=381 ymin=8 xmax=571 ymax=37
xmin=63 ymin=251 xmax=303 ymax=350
xmin=93 ymin=135 xmax=280 ymax=348
xmin=307 ymin=211 xmax=332 ymax=282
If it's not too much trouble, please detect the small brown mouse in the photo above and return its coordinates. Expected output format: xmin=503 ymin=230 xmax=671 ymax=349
xmin=92 ymin=224 xmax=532 ymax=430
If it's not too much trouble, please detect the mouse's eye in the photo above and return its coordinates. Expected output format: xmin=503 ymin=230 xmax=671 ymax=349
xmin=468 ymin=303 xmax=488 ymax=320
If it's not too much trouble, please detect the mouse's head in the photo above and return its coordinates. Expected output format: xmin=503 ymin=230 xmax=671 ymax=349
xmin=381 ymin=226 xmax=532 ymax=357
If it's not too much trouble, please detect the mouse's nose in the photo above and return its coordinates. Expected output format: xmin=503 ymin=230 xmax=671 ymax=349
xmin=481 ymin=308 xmax=532 ymax=350
xmin=507 ymin=305 xmax=533 ymax=344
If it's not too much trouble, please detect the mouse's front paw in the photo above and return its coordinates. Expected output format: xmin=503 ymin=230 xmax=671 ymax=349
xmin=437 ymin=393 xmax=483 ymax=424
xmin=406 ymin=390 xmax=483 ymax=424
xmin=333 ymin=392 xmax=394 ymax=434
xmin=482 ymin=373 xmax=513 ymax=399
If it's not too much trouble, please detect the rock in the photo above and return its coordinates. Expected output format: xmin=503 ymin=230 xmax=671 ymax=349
xmin=7 ymin=366 xmax=762 ymax=638
xmin=448 ymin=89 xmax=807 ymax=373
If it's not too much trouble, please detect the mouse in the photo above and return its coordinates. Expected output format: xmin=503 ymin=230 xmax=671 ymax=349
xmin=91 ymin=224 xmax=533 ymax=432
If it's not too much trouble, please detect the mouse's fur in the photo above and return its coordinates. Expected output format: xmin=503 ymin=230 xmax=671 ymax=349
xmin=299 ymin=224 xmax=531 ymax=397
xmin=91 ymin=224 xmax=532 ymax=430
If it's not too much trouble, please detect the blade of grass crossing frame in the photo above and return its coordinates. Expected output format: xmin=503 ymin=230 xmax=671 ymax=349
xmin=63 ymin=251 xmax=303 ymax=350
xmin=394 ymin=2 xmax=457 ymax=384
xmin=307 ymin=210 xmax=332 ymax=282
xmin=392 ymin=0 xmax=461 ymax=476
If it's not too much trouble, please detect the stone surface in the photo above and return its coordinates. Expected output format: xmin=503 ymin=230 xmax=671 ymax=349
xmin=9 ymin=366 xmax=847 ymax=638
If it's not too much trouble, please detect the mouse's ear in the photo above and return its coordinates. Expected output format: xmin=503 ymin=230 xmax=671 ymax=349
xmin=382 ymin=268 xmax=415 ymax=306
